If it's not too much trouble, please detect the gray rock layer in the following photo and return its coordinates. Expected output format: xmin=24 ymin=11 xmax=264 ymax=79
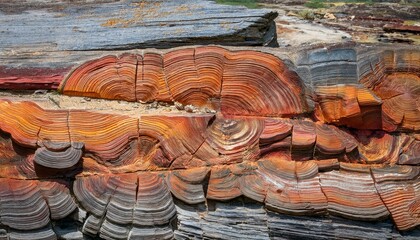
xmin=0 ymin=0 xmax=278 ymax=52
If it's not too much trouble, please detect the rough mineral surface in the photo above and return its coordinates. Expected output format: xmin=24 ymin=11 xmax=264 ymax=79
xmin=0 ymin=43 xmax=419 ymax=239
xmin=0 ymin=0 xmax=278 ymax=90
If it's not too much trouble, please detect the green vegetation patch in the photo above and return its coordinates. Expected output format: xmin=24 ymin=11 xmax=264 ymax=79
xmin=404 ymin=20 xmax=420 ymax=26
xmin=215 ymin=0 xmax=260 ymax=9
xmin=298 ymin=9 xmax=317 ymax=20
xmin=305 ymin=0 xmax=327 ymax=8
xmin=305 ymin=0 xmax=373 ymax=9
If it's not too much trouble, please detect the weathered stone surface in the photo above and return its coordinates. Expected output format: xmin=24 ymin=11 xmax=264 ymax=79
xmin=0 ymin=0 xmax=278 ymax=90
xmin=174 ymin=198 xmax=414 ymax=240
xmin=0 ymin=0 xmax=278 ymax=51
xmin=0 ymin=26 xmax=419 ymax=239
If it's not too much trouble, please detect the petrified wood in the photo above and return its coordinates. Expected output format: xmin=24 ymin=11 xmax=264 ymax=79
xmin=59 ymin=47 xmax=307 ymax=116
xmin=0 ymin=44 xmax=419 ymax=239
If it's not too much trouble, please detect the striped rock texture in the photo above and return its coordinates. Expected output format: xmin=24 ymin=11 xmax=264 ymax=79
xmin=59 ymin=47 xmax=307 ymax=116
xmin=0 ymin=45 xmax=418 ymax=239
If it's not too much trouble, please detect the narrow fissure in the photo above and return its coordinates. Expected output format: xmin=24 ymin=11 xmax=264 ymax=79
xmin=162 ymin=55 xmax=174 ymax=102
xmin=134 ymin=55 xmax=139 ymax=102
xmin=66 ymin=110 xmax=71 ymax=144
xmin=36 ymin=126 xmax=42 ymax=147
xmin=369 ymin=168 xmax=392 ymax=217
xmin=317 ymin=174 xmax=329 ymax=211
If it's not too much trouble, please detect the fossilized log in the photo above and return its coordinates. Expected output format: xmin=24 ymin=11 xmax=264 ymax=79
xmin=399 ymin=138 xmax=420 ymax=165
xmin=0 ymin=178 xmax=76 ymax=240
xmin=259 ymin=118 xmax=292 ymax=156
xmin=0 ymin=179 xmax=50 ymax=230
xmin=59 ymin=47 xmax=307 ymax=116
xmin=0 ymin=99 xmax=418 ymax=178
xmin=69 ymin=110 xmax=139 ymax=165
xmin=166 ymin=167 xmax=210 ymax=204
xmin=38 ymin=181 xmax=77 ymax=220
xmin=138 ymin=114 xmax=213 ymax=169
xmin=73 ymin=172 xmax=176 ymax=239
xmin=314 ymin=84 xmax=382 ymax=126
xmin=220 ymin=50 xmax=306 ymax=116
xmin=0 ymin=45 xmax=419 ymax=239
xmin=61 ymin=54 xmax=138 ymax=101
xmin=137 ymin=52 xmax=171 ymax=103
xmin=0 ymin=100 xmax=69 ymax=147
xmin=360 ymin=50 xmax=419 ymax=131
xmin=1 ymin=158 xmax=410 ymax=239
xmin=296 ymin=46 xmax=420 ymax=132
xmin=4 ymin=45 xmax=418 ymax=131
xmin=1 ymin=157 xmax=419 ymax=237
xmin=34 ymin=142 xmax=83 ymax=169
xmin=259 ymin=159 xmax=328 ymax=215
xmin=372 ymin=166 xmax=420 ymax=231
xmin=319 ymin=168 xmax=389 ymax=221
xmin=7 ymin=227 xmax=57 ymax=240
xmin=134 ymin=173 xmax=177 ymax=226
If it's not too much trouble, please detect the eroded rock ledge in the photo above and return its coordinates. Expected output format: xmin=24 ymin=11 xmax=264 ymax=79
xmin=0 ymin=44 xmax=419 ymax=239
xmin=0 ymin=0 xmax=278 ymax=91
xmin=0 ymin=0 xmax=278 ymax=50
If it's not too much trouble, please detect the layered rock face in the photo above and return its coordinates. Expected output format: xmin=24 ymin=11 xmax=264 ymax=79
xmin=0 ymin=0 xmax=278 ymax=91
xmin=0 ymin=46 xmax=419 ymax=239
xmin=59 ymin=47 xmax=306 ymax=116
